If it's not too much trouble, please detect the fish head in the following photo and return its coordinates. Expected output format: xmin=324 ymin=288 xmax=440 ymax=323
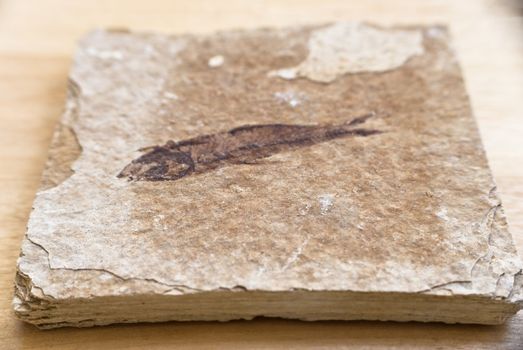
xmin=118 ymin=146 xmax=195 ymax=181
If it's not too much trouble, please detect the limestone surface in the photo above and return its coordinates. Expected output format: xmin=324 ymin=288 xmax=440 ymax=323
xmin=13 ymin=22 xmax=523 ymax=328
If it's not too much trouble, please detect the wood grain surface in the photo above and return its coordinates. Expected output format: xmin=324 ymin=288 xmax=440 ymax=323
xmin=0 ymin=0 xmax=522 ymax=348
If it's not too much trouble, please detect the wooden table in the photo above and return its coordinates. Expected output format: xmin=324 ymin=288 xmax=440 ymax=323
xmin=1 ymin=0 xmax=522 ymax=348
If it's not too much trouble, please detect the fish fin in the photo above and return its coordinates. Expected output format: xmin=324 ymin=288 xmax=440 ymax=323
xmin=346 ymin=111 xmax=376 ymax=126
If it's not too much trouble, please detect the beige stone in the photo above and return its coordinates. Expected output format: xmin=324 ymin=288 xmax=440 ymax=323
xmin=13 ymin=22 xmax=523 ymax=328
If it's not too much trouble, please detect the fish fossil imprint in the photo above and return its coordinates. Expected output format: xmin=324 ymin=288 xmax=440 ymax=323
xmin=118 ymin=113 xmax=382 ymax=181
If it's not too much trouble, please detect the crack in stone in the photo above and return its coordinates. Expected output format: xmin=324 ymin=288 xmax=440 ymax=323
xmin=23 ymin=238 xmax=203 ymax=295
xmin=281 ymin=237 xmax=310 ymax=271
xmin=22 ymin=201 xmax=518 ymax=302
xmin=508 ymin=270 xmax=523 ymax=302
xmin=418 ymin=280 xmax=473 ymax=294
xmin=469 ymin=204 xmax=501 ymax=277
xmin=419 ymin=202 xmax=514 ymax=296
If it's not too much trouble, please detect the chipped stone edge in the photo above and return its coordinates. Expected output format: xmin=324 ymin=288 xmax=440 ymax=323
xmin=14 ymin=180 xmax=523 ymax=325
xmin=38 ymin=78 xmax=83 ymax=192
xmin=14 ymin=192 xmax=523 ymax=309
xmin=13 ymin=245 xmax=521 ymax=329
xmin=421 ymin=198 xmax=523 ymax=299
xmin=13 ymin=233 xmax=523 ymax=328
xmin=268 ymin=22 xmax=425 ymax=83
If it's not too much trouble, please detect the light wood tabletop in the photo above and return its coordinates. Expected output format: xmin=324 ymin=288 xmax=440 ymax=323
xmin=0 ymin=0 xmax=522 ymax=348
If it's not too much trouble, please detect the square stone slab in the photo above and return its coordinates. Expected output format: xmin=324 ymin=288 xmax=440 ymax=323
xmin=13 ymin=22 xmax=523 ymax=328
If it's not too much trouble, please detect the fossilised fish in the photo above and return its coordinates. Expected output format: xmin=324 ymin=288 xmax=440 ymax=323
xmin=118 ymin=113 xmax=382 ymax=181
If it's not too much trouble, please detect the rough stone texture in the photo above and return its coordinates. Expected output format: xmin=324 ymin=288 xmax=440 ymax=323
xmin=13 ymin=22 xmax=523 ymax=328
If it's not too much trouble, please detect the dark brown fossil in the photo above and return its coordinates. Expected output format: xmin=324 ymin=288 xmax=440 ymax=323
xmin=118 ymin=113 xmax=382 ymax=181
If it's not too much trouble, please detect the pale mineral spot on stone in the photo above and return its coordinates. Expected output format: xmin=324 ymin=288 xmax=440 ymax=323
xmin=144 ymin=44 xmax=156 ymax=56
xmin=208 ymin=55 xmax=224 ymax=67
xmin=273 ymin=91 xmax=303 ymax=108
xmin=436 ymin=207 xmax=449 ymax=221
xmin=268 ymin=68 xmax=297 ymax=80
xmin=163 ymin=91 xmax=178 ymax=100
xmin=318 ymin=194 xmax=335 ymax=215
xmin=270 ymin=22 xmax=424 ymax=83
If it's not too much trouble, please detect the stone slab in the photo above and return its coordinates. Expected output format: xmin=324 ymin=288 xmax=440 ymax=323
xmin=13 ymin=22 xmax=523 ymax=328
